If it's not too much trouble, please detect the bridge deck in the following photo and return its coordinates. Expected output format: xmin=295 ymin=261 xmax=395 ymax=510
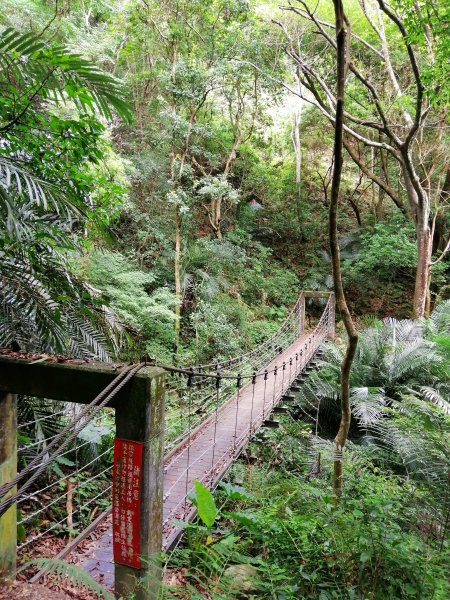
xmin=74 ymin=331 xmax=323 ymax=586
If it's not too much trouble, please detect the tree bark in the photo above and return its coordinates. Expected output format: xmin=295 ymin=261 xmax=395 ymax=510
xmin=174 ymin=205 xmax=182 ymax=358
xmin=414 ymin=223 xmax=432 ymax=319
xmin=330 ymin=0 xmax=358 ymax=499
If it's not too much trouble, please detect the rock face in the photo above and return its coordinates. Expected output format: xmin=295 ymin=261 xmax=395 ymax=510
xmin=0 ymin=581 xmax=71 ymax=600
xmin=223 ymin=564 xmax=258 ymax=592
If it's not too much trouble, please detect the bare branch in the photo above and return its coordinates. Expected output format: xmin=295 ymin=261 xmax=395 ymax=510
xmin=343 ymin=137 xmax=405 ymax=212
xmin=282 ymin=3 xmax=385 ymax=59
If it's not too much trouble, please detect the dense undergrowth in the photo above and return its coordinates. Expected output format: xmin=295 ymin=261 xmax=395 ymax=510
xmin=165 ymin=456 xmax=449 ymax=599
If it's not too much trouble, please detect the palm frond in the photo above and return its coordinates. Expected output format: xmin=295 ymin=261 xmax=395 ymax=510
xmin=417 ymin=386 xmax=450 ymax=415
xmin=428 ymin=300 xmax=450 ymax=336
xmin=0 ymin=27 xmax=132 ymax=122
xmin=0 ymin=157 xmax=81 ymax=224
xmin=383 ymin=317 xmax=423 ymax=343
xmin=351 ymin=387 xmax=386 ymax=426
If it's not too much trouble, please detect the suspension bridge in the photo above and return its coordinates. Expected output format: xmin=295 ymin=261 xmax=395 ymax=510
xmin=0 ymin=291 xmax=334 ymax=598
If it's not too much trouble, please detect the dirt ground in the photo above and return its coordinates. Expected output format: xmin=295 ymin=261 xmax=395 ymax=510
xmin=0 ymin=581 xmax=71 ymax=600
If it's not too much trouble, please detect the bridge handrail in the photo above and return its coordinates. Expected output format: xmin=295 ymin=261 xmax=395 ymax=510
xmin=191 ymin=290 xmax=334 ymax=374
xmin=191 ymin=292 xmax=303 ymax=372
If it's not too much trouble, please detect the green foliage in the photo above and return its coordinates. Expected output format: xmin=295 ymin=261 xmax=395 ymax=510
xmin=193 ymin=480 xmax=218 ymax=528
xmin=344 ymin=216 xmax=417 ymax=282
xmin=80 ymin=249 xmax=178 ymax=360
xmin=167 ymin=432 xmax=449 ymax=599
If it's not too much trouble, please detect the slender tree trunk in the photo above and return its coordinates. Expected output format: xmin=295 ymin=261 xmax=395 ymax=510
xmin=293 ymin=106 xmax=302 ymax=188
xmin=330 ymin=0 xmax=358 ymax=499
xmin=399 ymin=158 xmax=432 ymax=320
xmin=174 ymin=204 xmax=182 ymax=358
xmin=209 ymin=133 xmax=242 ymax=239
xmin=414 ymin=222 xmax=432 ymax=319
xmin=211 ymin=197 xmax=223 ymax=240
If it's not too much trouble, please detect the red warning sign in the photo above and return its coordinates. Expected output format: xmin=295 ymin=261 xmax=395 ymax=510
xmin=112 ymin=438 xmax=143 ymax=568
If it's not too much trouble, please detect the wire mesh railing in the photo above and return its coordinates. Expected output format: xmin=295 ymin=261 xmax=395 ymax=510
xmin=15 ymin=402 xmax=114 ymax=560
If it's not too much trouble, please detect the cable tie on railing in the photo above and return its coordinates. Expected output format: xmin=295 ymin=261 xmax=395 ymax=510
xmin=264 ymin=369 xmax=268 ymax=381
xmin=252 ymin=372 xmax=257 ymax=385
xmin=289 ymin=357 xmax=293 ymax=366
xmin=237 ymin=374 xmax=242 ymax=389
xmin=274 ymin=366 xmax=278 ymax=376
xmin=282 ymin=361 xmax=286 ymax=371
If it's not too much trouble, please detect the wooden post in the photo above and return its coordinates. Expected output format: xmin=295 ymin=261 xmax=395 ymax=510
xmin=328 ymin=293 xmax=336 ymax=340
xmin=0 ymin=392 xmax=17 ymax=583
xmin=299 ymin=293 xmax=306 ymax=335
xmin=114 ymin=367 xmax=165 ymax=600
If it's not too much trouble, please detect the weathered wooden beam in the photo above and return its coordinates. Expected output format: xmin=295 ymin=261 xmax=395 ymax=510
xmin=0 ymin=358 xmax=166 ymax=599
xmin=299 ymin=293 xmax=305 ymax=334
xmin=0 ymin=358 xmax=148 ymax=408
xmin=0 ymin=392 xmax=17 ymax=583
xmin=303 ymin=291 xmax=333 ymax=298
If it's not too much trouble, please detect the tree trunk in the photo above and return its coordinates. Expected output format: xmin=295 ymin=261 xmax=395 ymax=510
xmin=399 ymin=158 xmax=432 ymax=320
xmin=210 ymin=197 xmax=223 ymax=240
xmin=414 ymin=222 xmax=432 ymax=319
xmin=293 ymin=107 xmax=302 ymax=188
xmin=174 ymin=205 xmax=182 ymax=358
xmin=330 ymin=0 xmax=358 ymax=499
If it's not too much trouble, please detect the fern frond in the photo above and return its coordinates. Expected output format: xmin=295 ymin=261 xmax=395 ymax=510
xmin=417 ymin=386 xmax=450 ymax=415
xmin=24 ymin=559 xmax=114 ymax=600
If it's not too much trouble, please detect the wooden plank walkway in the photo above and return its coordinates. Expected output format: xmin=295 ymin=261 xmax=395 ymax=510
xmin=74 ymin=330 xmax=326 ymax=586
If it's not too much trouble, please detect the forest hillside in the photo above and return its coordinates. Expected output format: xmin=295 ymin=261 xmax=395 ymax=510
xmin=0 ymin=1 xmax=448 ymax=599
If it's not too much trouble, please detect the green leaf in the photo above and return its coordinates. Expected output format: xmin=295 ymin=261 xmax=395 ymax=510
xmin=219 ymin=481 xmax=254 ymax=501
xmin=17 ymin=510 xmax=26 ymax=542
xmin=193 ymin=480 xmax=218 ymax=528
xmin=55 ymin=455 xmax=75 ymax=467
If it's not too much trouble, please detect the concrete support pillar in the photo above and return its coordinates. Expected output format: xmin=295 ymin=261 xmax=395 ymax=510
xmin=114 ymin=367 xmax=165 ymax=600
xmin=0 ymin=393 xmax=17 ymax=583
